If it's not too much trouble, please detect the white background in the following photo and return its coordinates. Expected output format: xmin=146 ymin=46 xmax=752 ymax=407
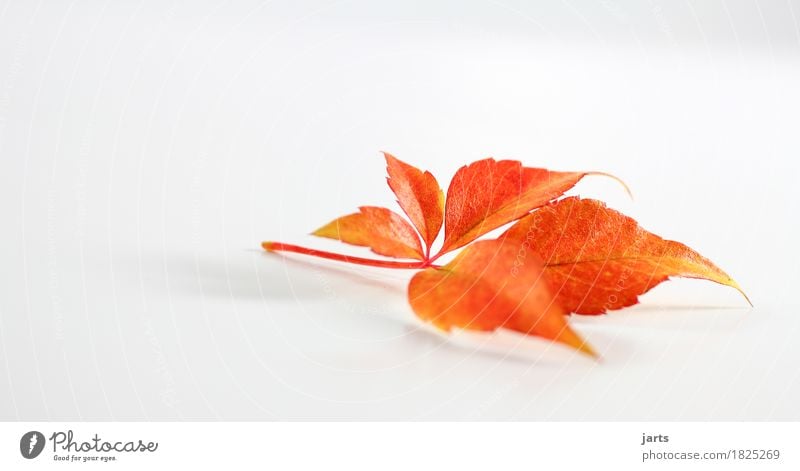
xmin=1 ymin=0 xmax=799 ymax=420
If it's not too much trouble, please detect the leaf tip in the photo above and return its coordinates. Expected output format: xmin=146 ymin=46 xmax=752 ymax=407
xmin=578 ymin=342 xmax=600 ymax=360
xmin=310 ymin=222 xmax=337 ymax=239
xmin=587 ymin=171 xmax=633 ymax=200
xmin=570 ymin=338 xmax=599 ymax=359
xmin=730 ymin=280 xmax=753 ymax=307
xmin=711 ymin=272 xmax=752 ymax=307
xmin=556 ymin=327 xmax=599 ymax=359
xmin=381 ymin=150 xmax=396 ymax=164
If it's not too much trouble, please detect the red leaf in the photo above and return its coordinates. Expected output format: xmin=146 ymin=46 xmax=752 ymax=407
xmin=501 ymin=197 xmax=750 ymax=314
xmin=312 ymin=206 xmax=424 ymax=260
xmin=439 ymin=158 xmax=626 ymax=255
xmin=263 ymin=154 xmax=746 ymax=363
xmin=408 ymin=238 xmax=595 ymax=355
xmin=384 ymin=152 xmax=444 ymax=254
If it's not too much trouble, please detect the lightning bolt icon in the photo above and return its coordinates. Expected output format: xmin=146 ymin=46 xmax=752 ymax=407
xmin=29 ymin=434 xmax=37 ymax=456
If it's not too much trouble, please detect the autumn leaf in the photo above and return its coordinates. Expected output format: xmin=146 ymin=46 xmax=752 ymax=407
xmin=262 ymin=152 xmax=746 ymax=362
xmin=500 ymin=197 xmax=751 ymax=314
xmin=440 ymin=158 xmax=628 ymax=255
xmin=408 ymin=238 xmax=596 ymax=355
xmin=384 ymin=152 xmax=444 ymax=255
xmin=312 ymin=206 xmax=424 ymax=260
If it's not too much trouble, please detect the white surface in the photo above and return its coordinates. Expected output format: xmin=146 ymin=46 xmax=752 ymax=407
xmin=1 ymin=0 xmax=799 ymax=420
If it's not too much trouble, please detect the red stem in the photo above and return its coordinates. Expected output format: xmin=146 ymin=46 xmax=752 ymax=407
xmin=263 ymin=241 xmax=439 ymax=269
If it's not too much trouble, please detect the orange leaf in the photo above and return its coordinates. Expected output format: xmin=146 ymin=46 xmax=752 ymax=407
xmin=501 ymin=197 xmax=750 ymax=314
xmin=408 ymin=238 xmax=595 ymax=355
xmin=440 ymin=158 xmax=625 ymax=255
xmin=384 ymin=152 xmax=444 ymax=254
xmin=313 ymin=206 xmax=424 ymax=260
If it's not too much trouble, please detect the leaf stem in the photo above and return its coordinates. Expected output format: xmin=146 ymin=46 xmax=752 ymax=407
xmin=263 ymin=241 xmax=440 ymax=269
xmin=426 ymin=251 xmax=444 ymax=266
